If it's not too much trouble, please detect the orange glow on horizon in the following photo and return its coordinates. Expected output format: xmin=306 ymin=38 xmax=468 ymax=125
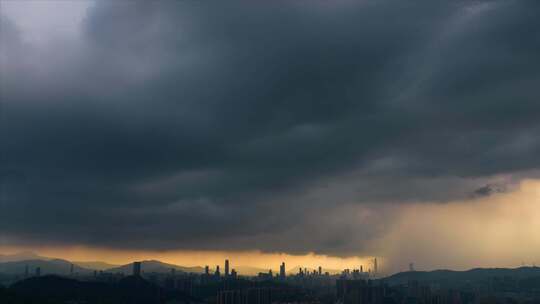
xmin=0 ymin=246 xmax=376 ymax=274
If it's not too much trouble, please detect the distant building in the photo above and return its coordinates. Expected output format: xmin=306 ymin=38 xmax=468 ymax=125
xmin=215 ymin=265 xmax=221 ymax=277
xmin=409 ymin=262 xmax=415 ymax=272
xmin=70 ymin=263 xmax=74 ymax=275
xmin=318 ymin=266 xmax=322 ymax=276
xmin=336 ymin=279 xmax=385 ymax=304
xmin=165 ymin=276 xmax=194 ymax=295
xmin=258 ymin=271 xmax=273 ymax=281
xmin=133 ymin=261 xmax=141 ymax=276
xmin=279 ymin=262 xmax=286 ymax=279
xmin=217 ymin=288 xmax=272 ymax=304
xmin=205 ymin=265 xmax=210 ymax=275
xmin=374 ymin=258 xmax=378 ymax=276
xmin=225 ymin=259 xmax=230 ymax=277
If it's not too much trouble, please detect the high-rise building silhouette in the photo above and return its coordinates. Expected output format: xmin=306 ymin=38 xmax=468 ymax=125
xmin=205 ymin=265 xmax=210 ymax=275
xmin=215 ymin=265 xmax=221 ymax=277
xmin=318 ymin=266 xmax=322 ymax=275
xmin=279 ymin=262 xmax=286 ymax=279
xmin=133 ymin=261 xmax=142 ymax=276
xmin=409 ymin=262 xmax=415 ymax=272
xmin=374 ymin=258 xmax=378 ymax=275
xmin=225 ymin=259 xmax=230 ymax=277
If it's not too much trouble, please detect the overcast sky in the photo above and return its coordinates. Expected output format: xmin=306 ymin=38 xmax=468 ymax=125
xmin=1 ymin=0 xmax=540 ymax=272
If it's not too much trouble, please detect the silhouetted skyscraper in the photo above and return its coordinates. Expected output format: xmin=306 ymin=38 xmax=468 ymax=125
xmin=374 ymin=258 xmax=378 ymax=275
xmin=279 ymin=262 xmax=286 ymax=279
xmin=215 ymin=265 xmax=220 ymax=277
xmin=318 ymin=266 xmax=322 ymax=275
xmin=205 ymin=265 xmax=209 ymax=275
xmin=225 ymin=259 xmax=230 ymax=277
xmin=133 ymin=261 xmax=141 ymax=276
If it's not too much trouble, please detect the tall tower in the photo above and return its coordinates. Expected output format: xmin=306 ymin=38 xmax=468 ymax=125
xmin=279 ymin=262 xmax=286 ymax=279
xmin=205 ymin=265 xmax=209 ymax=275
xmin=318 ymin=266 xmax=322 ymax=276
xmin=215 ymin=265 xmax=220 ymax=277
xmin=133 ymin=261 xmax=142 ymax=276
xmin=225 ymin=259 xmax=230 ymax=277
xmin=374 ymin=258 xmax=378 ymax=276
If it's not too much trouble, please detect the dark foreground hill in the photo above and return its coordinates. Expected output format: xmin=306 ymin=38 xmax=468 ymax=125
xmin=3 ymin=275 xmax=204 ymax=304
xmin=10 ymin=275 xmax=110 ymax=303
xmin=383 ymin=266 xmax=540 ymax=287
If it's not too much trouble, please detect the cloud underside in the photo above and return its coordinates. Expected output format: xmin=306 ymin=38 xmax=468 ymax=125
xmin=1 ymin=0 xmax=540 ymax=256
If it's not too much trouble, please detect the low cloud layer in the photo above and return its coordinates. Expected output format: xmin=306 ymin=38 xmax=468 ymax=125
xmin=2 ymin=1 xmax=540 ymax=259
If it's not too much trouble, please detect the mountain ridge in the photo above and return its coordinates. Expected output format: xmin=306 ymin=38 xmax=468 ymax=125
xmin=0 ymin=252 xmax=50 ymax=263
xmin=382 ymin=266 xmax=540 ymax=286
xmin=105 ymin=260 xmax=205 ymax=274
xmin=0 ymin=259 xmax=93 ymax=276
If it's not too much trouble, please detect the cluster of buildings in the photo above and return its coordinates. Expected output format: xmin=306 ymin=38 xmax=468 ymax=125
xmin=11 ymin=259 xmax=540 ymax=304
xmin=21 ymin=264 xmax=41 ymax=279
xmin=216 ymin=288 xmax=273 ymax=304
xmin=201 ymin=259 xmax=239 ymax=281
xmin=339 ymin=258 xmax=379 ymax=281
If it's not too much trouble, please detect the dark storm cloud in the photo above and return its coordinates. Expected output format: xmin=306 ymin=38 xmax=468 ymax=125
xmin=2 ymin=0 xmax=540 ymax=255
